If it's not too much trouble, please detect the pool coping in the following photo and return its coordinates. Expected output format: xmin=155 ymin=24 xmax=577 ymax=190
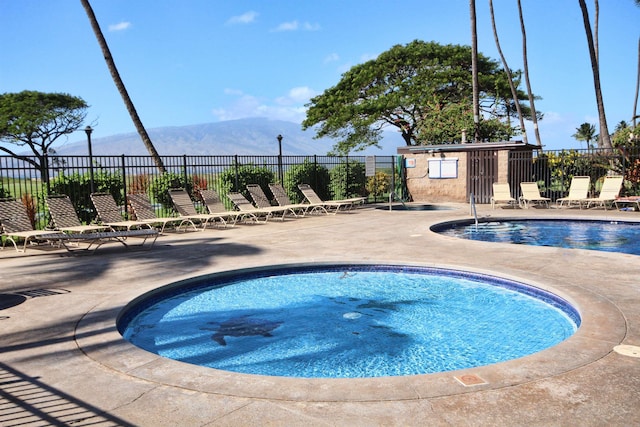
xmin=75 ymin=260 xmax=625 ymax=403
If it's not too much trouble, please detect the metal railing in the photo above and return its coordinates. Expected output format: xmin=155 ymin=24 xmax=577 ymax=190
xmin=1 ymin=154 xmax=397 ymax=229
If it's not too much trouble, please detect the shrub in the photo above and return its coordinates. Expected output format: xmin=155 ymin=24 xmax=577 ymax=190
xmin=366 ymin=171 xmax=391 ymax=197
xmin=149 ymin=172 xmax=190 ymax=209
xmin=329 ymin=160 xmax=367 ymax=199
xmin=283 ymin=159 xmax=330 ymax=203
xmin=49 ymin=169 xmax=123 ymax=223
xmin=218 ymin=163 xmax=275 ymax=208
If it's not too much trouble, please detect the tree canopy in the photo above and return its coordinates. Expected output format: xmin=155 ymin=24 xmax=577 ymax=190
xmin=0 ymin=90 xmax=88 ymax=182
xmin=303 ymin=40 xmax=535 ymax=154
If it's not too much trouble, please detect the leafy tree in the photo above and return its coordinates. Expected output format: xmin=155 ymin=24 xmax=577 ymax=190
xmin=0 ymin=91 xmax=88 ymax=184
xmin=303 ymin=40 xmax=532 ymax=154
xmin=572 ymin=122 xmax=598 ymax=149
xmin=218 ymin=163 xmax=275 ymax=208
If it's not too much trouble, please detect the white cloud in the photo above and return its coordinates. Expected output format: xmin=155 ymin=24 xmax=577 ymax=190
xmin=227 ymin=11 xmax=258 ymax=25
xmin=108 ymin=21 xmax=131 ymax=32
xmin=324 ymin=53 xmax=339 ymax=63
xmin=273 ymin=20 xmax=321 ymax=32
xmin=212 ymin=87 xmax=316 ymax=123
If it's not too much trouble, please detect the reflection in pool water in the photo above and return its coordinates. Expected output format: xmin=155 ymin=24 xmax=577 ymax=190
xmin=433 ymin=219 xmax=640 ymax=256
xmin=119 ymin=265 xmax=579 ymax=378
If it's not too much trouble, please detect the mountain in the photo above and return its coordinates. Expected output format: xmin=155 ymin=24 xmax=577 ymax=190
xmin=54 ymin=118 xmax=403 ymax=156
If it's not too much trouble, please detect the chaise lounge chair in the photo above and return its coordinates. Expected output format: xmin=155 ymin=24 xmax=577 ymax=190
xmin=556 ymin=176 xmax=591 ymax=208
xmin=168 ymin=189 xmax=231 ymax=229
xmin=613 ymin=196 xmax=640 ymax=211
xmin=246 ymin=184 xmax=299 ymax=218
xmin=268 ymin=183 xmax=327 ymax=216
xmin=127 ymin=193 xmax=198 ymax=233
xmin=581 ymin=175 xmax=624 ymax=210
xmin=90 ymin=193 xmax=154 ymax=230
xmin=46 ymin=195 xmax=110 ymax=233
xmin=0 ymin=198 xmax=63 ymax=252
xmin=297 ymin=183 xmax=365 ymax=214
xmin=490 ymin=183 xmax=517 ymax=209
xmin=226 ymin=192 xmax=293 ymax=222
xmin=197 ymin=189 xmax=242 ymax=227
xmin=518 ymin=182 xmax=551 ymax=209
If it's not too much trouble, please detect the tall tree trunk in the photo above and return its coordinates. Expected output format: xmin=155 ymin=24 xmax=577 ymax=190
xmin=489 ymin=0 xmax=527 ymax=144
xmin=80 ymin=0 xmax=166 ymax=172
xmin=577 ymin=0 xmax=612 ymax=149
xmin=517 ymin=0 xmax=542 ymax=148
xmin=633 ymin=37 xmax=639 ymax=129
xmin=470 ymin=0 xmax=480 ymax=143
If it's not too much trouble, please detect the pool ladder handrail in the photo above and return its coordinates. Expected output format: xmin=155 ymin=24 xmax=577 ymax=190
xmin=470 ymin=192 xmax=479 ymax=231
xmin=388 ymin=191 xmax=408 ymax=211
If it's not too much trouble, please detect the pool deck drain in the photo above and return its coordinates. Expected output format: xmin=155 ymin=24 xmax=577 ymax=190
xmin=613 ymin=345 xmax=640 ymax=358
xmin=454 ymin=374 xmax=487 ymax=386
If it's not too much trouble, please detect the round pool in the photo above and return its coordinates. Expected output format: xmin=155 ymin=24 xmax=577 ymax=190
xmin=118 ymin=264 xmax=579 ymax=379
xmin=432 ymin=219 xmax=640 ymax=256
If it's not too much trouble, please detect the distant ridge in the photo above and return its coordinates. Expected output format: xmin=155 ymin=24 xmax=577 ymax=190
xmin=53 ymin=118 xmax=402 ymax=156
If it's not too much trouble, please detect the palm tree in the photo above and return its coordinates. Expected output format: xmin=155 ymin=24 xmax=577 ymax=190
xmin=517 ymin=0 xmax=542 ymax=148
xmin=572 ymin=122 xmax=598 ymax=149
xmin=489 ymin=0 xmax=527 ymax=144
xmin=577 ymin=0 xmax=612 ymax=149
xmin=634 ymin=37 xmax=639 ymax=128
xmin=470 ymin=0 xmax=480 ymax=143
xmin=80 ymin=0 xmax=166 ymax=173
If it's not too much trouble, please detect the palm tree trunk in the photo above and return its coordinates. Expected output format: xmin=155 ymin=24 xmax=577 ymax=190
xmin=577 ymin=0 xmax=612 ymax=149
xmin=489 ymin=0 xmax=527 ymax=144
xmin=470 ymin=0 xmax=480 ymax=143
xmin=633 ymin=37 xmax=639 ymax=129
xmin=80 ymin=0 xmax=166 ymax=172
xmin=517 ymin=0 xmax=542 ymax=148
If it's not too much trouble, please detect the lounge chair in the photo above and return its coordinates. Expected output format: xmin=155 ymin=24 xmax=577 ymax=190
xmin=297 ymin=183 xmax=366 ymax=214
xmin=226 ymin=192 xmax=293 ymax=222
xmin=36 ymin=228 xmax=159 ymax=253
xmin=613 ymin=196 xmax=640 ymax=211
xmin=246 ymin=184 xmax=299 ymax=217
xmin=90 ymin=193 xmax=153 ymax=230
xmin=0 ymin=198 xmax=63 ymax=252
xmin=490 ymin=183 xmax=517 ymax=209
xmin=556 ymin=176 xmax=591 ymax=208
xmin=581 ymin=175 xmax=624 ymax=210
xmin=268 ymin=183 xmax=327 ymax=215
xmin=46 ymin=195 xmax=110 ymax=233
xmin=167 ymin=189 xmax=228 ymax=229
xmin=197 ymin=189 xmax=242 ymax=227
xmin=127 ymin=193 xmax=198 ymax=233
xmin=518 ymin=182 xmax=551 ymax=209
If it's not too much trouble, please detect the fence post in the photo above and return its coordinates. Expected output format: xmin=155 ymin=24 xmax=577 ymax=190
xmin=313 ymin=155 xmax=318 ymax=190
xmin=121 ymin=155 xmax=128 ymax=218
xmin=182 ymin=155 xmax=188 ymax=190
xmin=234 ymin=154 xmax=239 ymax=191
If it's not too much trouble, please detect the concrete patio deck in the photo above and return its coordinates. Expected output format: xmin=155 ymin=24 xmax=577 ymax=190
xmin=1 ymin=203 xmax=639 ymax=426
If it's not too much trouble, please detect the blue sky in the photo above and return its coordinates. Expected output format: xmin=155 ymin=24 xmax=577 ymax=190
xmin=1 ymin=0 xmax=639 ymax=153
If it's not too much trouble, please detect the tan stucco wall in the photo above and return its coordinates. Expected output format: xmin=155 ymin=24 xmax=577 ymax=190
xmin=404 ymin=152 xmax=468 ymax=202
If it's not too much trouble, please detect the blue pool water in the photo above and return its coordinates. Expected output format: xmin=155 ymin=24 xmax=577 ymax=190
xmin=434 ymin=219 xmax=640 ymax=255
xmin=119 ymin=265 xmax=579 ymax=378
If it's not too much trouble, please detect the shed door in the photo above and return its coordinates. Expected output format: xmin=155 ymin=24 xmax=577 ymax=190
xmin=467 ymin=150 xmax=498 ymax=204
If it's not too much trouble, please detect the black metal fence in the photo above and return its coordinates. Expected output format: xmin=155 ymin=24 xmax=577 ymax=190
xmin=508 ymin=147 xmax=640 ymax=201
xmin=0 ymin=154 xmax=397 ymax=229
xmin=2 ymin=148 xmax=639 ymax=230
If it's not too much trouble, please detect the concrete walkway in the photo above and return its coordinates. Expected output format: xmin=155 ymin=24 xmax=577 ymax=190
xmin=1 ymin=204 xmax=639 ymax=426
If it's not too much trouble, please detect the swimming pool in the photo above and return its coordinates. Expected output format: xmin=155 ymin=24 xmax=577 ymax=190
xmin=119 ymin=264 xmax=579 ymax=378
xmin=433 ymin=219 xmax=640 ymax=255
